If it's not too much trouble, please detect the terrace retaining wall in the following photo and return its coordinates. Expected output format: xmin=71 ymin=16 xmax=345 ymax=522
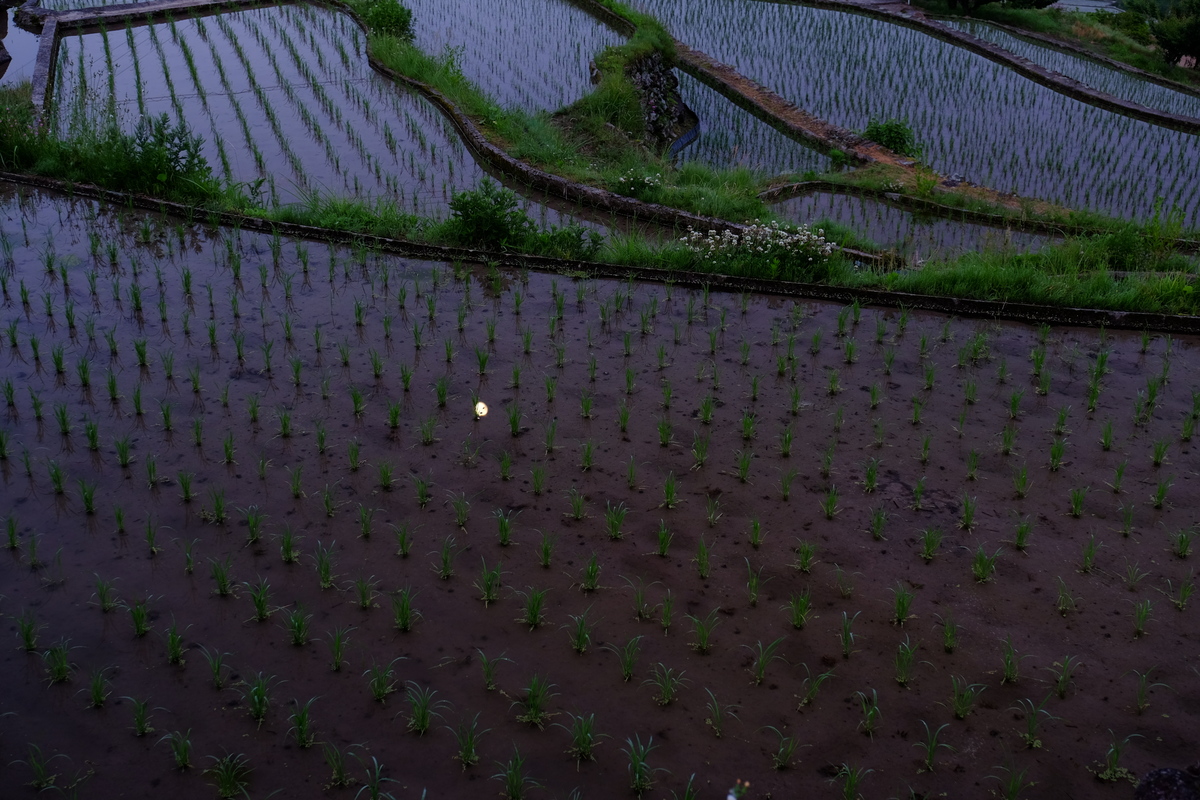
xmin=4 ymin=171 xmax=1199 ymax=333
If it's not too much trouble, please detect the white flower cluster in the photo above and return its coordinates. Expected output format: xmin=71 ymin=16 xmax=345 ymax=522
xmin=614 ymin=170 xmax=662 ymax=195
xmin=679 ymin=221 xmax=835 ymax=264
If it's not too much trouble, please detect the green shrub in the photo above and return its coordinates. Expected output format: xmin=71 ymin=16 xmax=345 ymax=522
xmin=359 ymin=0 xmax=414 ymax=38
xmin=861 ymin=118 xmax=922 ymax=158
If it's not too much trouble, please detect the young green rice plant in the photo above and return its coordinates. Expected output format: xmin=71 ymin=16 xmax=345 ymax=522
xmin=1124 ymin=559 xmax=1150 ymax=590
xmin=1072 ymin=534 xmax=1103 ymax=576
xmin=797 ymin=662 xmax=835 ymax=709
xmin=198 ymin=646 xmax=230 ymax=691
xmin=914 ymin=720 xmax=953 ymax=772
xmin=515 ymin=586 xmax=548 ymax=630
xmin=959 ymin=494 xmax=977 ymax=531
xmin=1125 ymin=588 xmax=1153 ymax=637
xmin=644 ymin=663 xmax=688 ymax=706
xmin=692 ymin=533 xmax=713 ymax=579
xmin=514 ymin=674 xmax=557 ymax=728
xmin=364 ymin=658 xmax=402 ymax=705
xmin=792 ymin=539 xmax=818 ymax=573
xmin=476 ymin=649 xmax=511 ymax=692
xmin=861 ymin=458 xmax=880 ymax=493
xmin=1047 ymin=655 xmax=1081 ymax=699
xmin=936 ymin=613 xmax=960 ymax=654
xmin=1012 ymin=464 xmax=1031 ymax=499
xmin=919 ymin=528 xmax=944 ymax=563
xmin=125 ymin=696 xmax=158 ymax=737
xmin=671 ymin=603 xmax=721 ymax=656
xmin=603 ymin=635 xmax=644 ymax=682
xmin=164 ymin=621 xmax=187 ymax=666
xmin=911 ymin=476 xmax=926 ymax=510
xmin=838 ymin=611 xmax=860 ymax=659
xmin=404 ymin=682 xmax=449 ymax=736
xmin=1011 ymin=697 xmax=1058 ymax=749
xmin=745 ymin=637 xmax=786 ymax=686
xmin=855 ymin=688 xmax=881 ymax=737
xmin=449 ymin=714 xmax=488 ymax=769
xmin=972 ymin=546 xmax=1000 ymax=583
xmin=949 ymin=675 xmax=985 ymax=719
xmin=1152 ymin=476 xmax=1174 ymax=509
xmin=1165 ymin=571 xmax=1194 ymax=610
xmin=240 ymin=671 xmax=275 ymax=727
xmin=1048 ymin=437 xmax=1067 ymax=472
xmin=1130 ymin=668 xmax=1169 ymax=715
xmin=578 ymin=553 xmax=601 ymax=592
xmin=159 ymin=729 xmax=193 ymax=770
xmin=604 ymin=501 xmax=629 ymax=540
xmin=127 ymin=597 xmax=153 ymax=638
xmin=41 ymin=638 xmax=75 ymax=684
xmin=282 ymin=605 xmax=312 ymax=647
xmin=999 ymin=423 xmax=1017 ymax=456
xmin=1094 ymin=730 xmax=1142 ymax=783
xmin=820 ymin=485 xmax=840 ymax=520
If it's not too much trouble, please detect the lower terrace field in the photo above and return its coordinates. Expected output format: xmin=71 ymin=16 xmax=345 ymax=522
xmin=0 ymin=183 xmax=1197 ymax=799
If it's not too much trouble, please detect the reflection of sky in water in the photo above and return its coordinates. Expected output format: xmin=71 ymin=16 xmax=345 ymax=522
xmin=1 ymin=9 xmax=42 ymax=87
xmin=775 ymin=192 xmax=1052 ymax=259
xmin=403 ymin=0 xmax=623 ymax=112
xmin=941 ymin=19 xmax=1200 ymax=119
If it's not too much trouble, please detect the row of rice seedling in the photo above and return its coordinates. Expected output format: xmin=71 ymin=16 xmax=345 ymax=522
xmin=674 ymin=71 xmax=830 ymax=175
xmin=403 ymin=0 xmax=625 ymax=112
xmin=773 ymin=191 xmax=1053 ymax=258
xmin=51 ymin=4 xmax=485 ymax=210
xmin=0 ymin=186 xmax=1196 ymax=797
xmin=633 ymin=0 xmax=1200 ymax=226
xmin=940 ymin=19 xmax=1200 ymax=121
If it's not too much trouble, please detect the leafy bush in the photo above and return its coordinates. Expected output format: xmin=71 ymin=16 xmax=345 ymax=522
xmin=1105 ymin=11 xmax=1153 ymax=44
xmin=861 ymin=118 xmax=922 ymax=158
xmin=445 ymin=179 xmax=533 ymax=249
xmin=359 ymin=0 xmax=414 ymax=38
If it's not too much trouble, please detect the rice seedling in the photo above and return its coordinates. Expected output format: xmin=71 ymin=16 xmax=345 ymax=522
xmin=1130 ymin=668 xmax=1169 ymax=715
xmin=164 ymin=621 xmax=187 ymax=666
xmin=838 ymin=612 xmax=861 ymax=660
xmin=1165 ymin=571 xmax=1194 ymax=610
xmin=1094 ymin=730 xmax=1142 ymax=783
xmin=449 ymin=492 xmax=471 ymax=529
xmin=797 ymin=662 xmax=835 ymax=709
xmin=282 ymin=604 xmax=313 ymax=647
xmin=434 ymin=535 xmax=459 ymax=581
xmin=1011 ymin=696 xmax=1058 ymax=749
xmin=405 ymin=682 xmax=449 ymax=736
xmin=203 ymin=753 xmax=251 ymax=798
xmin=949 ymin=675 xmax=986 ymax=719
xmin=1048 ymin=655 xmax=1081 ymax=699
xmin=604 ymin=501 xmax=629 ymax=540
xmin=1124 ymin=559 xmax=1150 ymax=590
xmin=919 ymin=528 xmax=943 ymax=562
xmin=644 ymin=663 xmax=688 ymax=706
xmin=937 ymin=614 xmax=960 ymax=654
xmin=448 ymin=714 xmax=488 ymax=769
xmin=915 ymin=720 xmax=953 ymax=772
xmin=1152 ymin=476 xmax=1174 ymax=509
xmin=492 ymin=746 xmax=538 ymax=800
xmin=745 ymin=636 xmax=786 ymax=685
xmin=364 ymin=658 xmax=403 ymax=705
xmin=911 ymin=476 xmax=926 ymax=509
xmin=820 ymin=485 xmax=840 ymax=519
xmin=972 ymin=546 xmax=1000 ymax=583
xmin=959 ymin=494 xmax=977 ymax=531
xmin=126 ymin=696 xmax=158 ymax=737
xmin=853 ymin=688 xmax=881 ymax=737
xmin=160 ymin=729 xmax=193 ymax=769
xmin=41 ymin=638 xmax=75 ymax=684
xmin=240 ymin=671 xmax=276 ymax=727
xmin=514 ymin=674 xmax=557 ymax=728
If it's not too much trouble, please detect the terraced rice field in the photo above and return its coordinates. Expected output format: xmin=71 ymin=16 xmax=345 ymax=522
xmin=53 ymin=4 xmax=485 ymax=209
xmin=634 ymin=0 xmax=1200 ymax=226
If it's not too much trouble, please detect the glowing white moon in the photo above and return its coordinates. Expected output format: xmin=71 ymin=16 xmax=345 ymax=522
xmin=475 ymin=402 xmax=488 ymax=418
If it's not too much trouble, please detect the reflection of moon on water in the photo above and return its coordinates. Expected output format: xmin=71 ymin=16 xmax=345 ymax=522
xmin=475 ymin=402 xmax=488 ymax=418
